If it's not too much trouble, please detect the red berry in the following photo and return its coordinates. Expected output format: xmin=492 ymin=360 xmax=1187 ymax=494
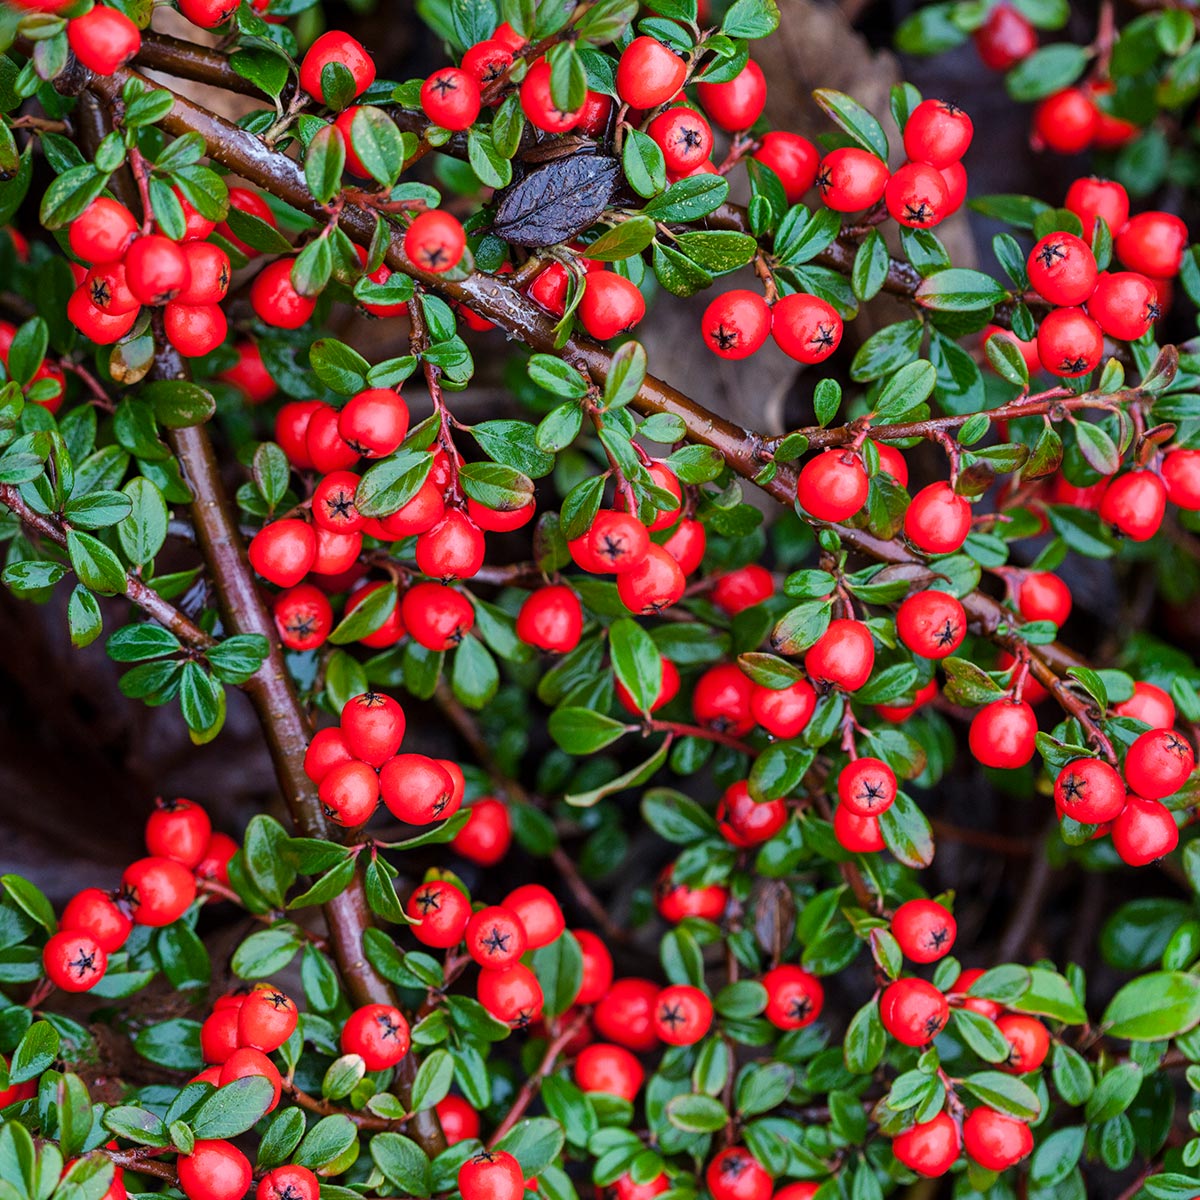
xmin=656 ymin=865 xmax=729 ymax=923
xmin=477 ymin=963 xmax=544 ymax=1025
xmin=696 ymin=59 xmax=765 ymax=130
xmin=407 ymin=880 xmax=471 ymax=948
xmin=461 ymin=39 xmax=513 ymax=86
xmin=237 ymin=985 xmax=298 ymax=1052
xmin=338 ymin=388 xmax=409 ymax=458
xmin=85 ymin=262 xmax=139 ymax=315
xmin=616 ymin=37 xmax=687 ymax=109
xmin=1054 ymin=758 xmax=1126 ymax=823
xmin=762 ymin=964 xmax=823 ymax=1029
xmin=465 ymin=905 xmax=527 ymax=968
xmin=70 ymin=197 xmax=138 ymax=266
xmin=1112 ymin=794 xmax=1178 ymax=866
xmin=459 ymin=1152 xmax=524 ymax=1200
xmin=145 ymin=797 xmax=211 ymax=869
xmin=421 ymin=67 xmax=481 ymax=131
xmin=274 ymin=399 xmax=322 ymax=469
xmin=1028 ymin=232 xmax=1099 ymax=306
xmin=340 ymin=691 xmax=405 ymax=767
xmin=653 ymin=984 xmax=713 ymax=1045
xmin=891 ymin=898 xmax=956 ymax=963
xmin=974 ymin=2 xmax=1036 ymax=70
xmin=1036 ymin=306 xmax=1104 ymax=378
xmin=436 ymin=1095 xmax=481 ymax=1145
xmin=641 ymin=461 xmax=682 ymax=531
xmin=692 ymin=662 xmax=755 ymax=736
xmin=273 ymin=583 xmax=333 ymax=652
xmin=796 ymin=449 xmax=868 ymax=523
xmin=1087 ymin=270 xmax=1160 ymax=341
xmin=896 ymin=589 xmax=966 ymax=658
xmin=816 ymin=148 xmax=889 ymax=212
xmin=451 ymin=797 xmax=511 ymax=865
xmin=1032 ymin=89 xmax=1096 ymax=154
xmin=717 ymin=780 xmax=787 ymax=846
xmin=873 ymin=440 xmax=910 ymax=487
xmin=178 ymin=1142 xmax=252 ymax=1200
xmin=1116 ymin=212 xmax=1188 ymax=277
xmin=257 ymin=1166 xmax=319 ymax=1200
xmin=251 ymin=260 xmax=317 ymax=329
xmin=502 ymin=883 xmax=564 ymax=949
xmin=751 ymin=678 xmax=816 ymax=738
xmin=968 ymin=698 xmax=1037 ymax=769
xmin=877 ymin=679 xmax=937 ymax=723
xmin=68 ymin=6 xmax=140 ymax=74
xmin=661 ymin=517 xmax=707 ymax=575
xmin=401 ymin=582 xmax=475 ymax=650
xmin=712 ymin=564 xmax=773 ymax=615
xmin=996 ymin=1013 xmax=1049 ymax=1073
xmin=587 ymin=510 xmax=650 ymax=574
xmin=884 ymin=161 xmax=950 ymax=228
xmin=177 ymin=0 xmax=238 ymax=27
xmin=593 ymin=977 xmax=659 ymax=1051
xmin=880 ymin=977 xmax=949 ymax=1046
xmin=904 ymin=99 xmax=973 ymax=167
xmin=467 ymin=494 xmax=535 ymax=533
xmin=165 ymin=303 xmax=227 ymax=358
xmin=121 ymin=857 xmax=196 ymax=926
xmin=299 ymin=32 xmax=375 ymax=105
xmin=647 ymin=107 xmax=713 ymax=173
xmin=1065 ymin=176 xmax=1129 ymax=241
xmin=341 ymin=1004 xmax=410 ymax=1069
xmin=1115 ymin=681 xmax=1176 ymax=729
xmin=125 ymin=235 xmax=189 ymax=305
xmin=575 ymin=930 xmax=614 ymax=1005
xmin=837 ymin=756 xmax=897 ymax=817
xmin=617 ymin=544 xmax=686 ymax=614
xmin=43 ymin=930 xmax=106 ymax=992
xmin=892 ymin=1112 xmax=961 ymax=1177
xmin=200 ymin=1009 xmax=240 ymax=1065
xmin=520 ymin=60 xmax=583 ymax=132
xmin=948 ymin=967 xmax=1001 ymax=1018
xmin=197 ymin=834 xmax=236 ymax=887
xmin=1124 ymin=728 xmax=1194 ymax=799
xmin=771 ymin=293 xmax=842 ymax=364
xmin=248 ymin=520 xmax=317 ymax=588
xmin=939 ymin=161 xmax=968 ymax=214
xmin=416 ymin=509 xmax=486 ymax=579
xmin=576 ymin=90 xmax=614 ymax=135
xmin=753 ymin=132 xmax=820 ymax=203
xmin=318 ymin=760 xmax=380 ymax=826
xmin=963 ymin=1108 xmax=1032 ymax=1171
xmin=177 ymin=242 xmax=230 ymax=305
xmin=1163 ymin=449 xmax=1200 ymax=510
xmin=404 ymin=211 xmax=466 ymax=274
xmin=575 ymin=1043 xmax=643 ymax=1099
xmin=1017 ymin=571 xmax=1072 ymax=625
xmin=303 ymin=728 xmax=355 ymax=784
xmin=311 ymin=471 xmax=362 ymax=534
xmin=580 ymin=272 xmax=645 ymax=339
xmin=515 ymin=585 xmax=582 ymax=652
xmin=380 ymin=754 xmax=456 ymax=824
xmin=219 ymin=1048 xmax=281 ymax=1111
xmin=1099 ymin=470 xmax=1167 ymax=541
xmin=804 ymin=619 xmax=874 ymax=692
xmin=701 ymin=289 xmax=772 ymax=360
xmin=706 ymin=1149 xmax=772 ymax=1200
xmin=61 ymin=888 xmax=131 ymax=953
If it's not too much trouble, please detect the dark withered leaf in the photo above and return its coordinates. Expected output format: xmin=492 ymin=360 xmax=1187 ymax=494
xmin=492 ymin=155 xmax=620 ymax=248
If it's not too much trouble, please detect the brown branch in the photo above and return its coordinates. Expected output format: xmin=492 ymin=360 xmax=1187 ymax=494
xmin=285 ymin=1082 xmax=409 ymax=1130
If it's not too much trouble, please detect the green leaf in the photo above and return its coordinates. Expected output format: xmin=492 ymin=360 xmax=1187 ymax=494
xmin=960 ymin=1071 xmax=1041 ymax=1120
xmin=10 ymin=1019 xmax=58 ymax=1082
xmin=548 ymin=706 xmax=628 ymax=754
xmin=1006 ymin=43 xmax=1089 ymax=101
xmin=352 ymin=106 xmax=408 ymax=186
xmin=1102 ymin=971 xmax=1200 ymax=1040
xmin=914 ymin=268 xmax=1008 ymax=311
xmin=66 ymin=531 xmax=125 ymax=596
xmin=305 ymin=124 xmax=345 ymax=206
xmin=812 ymin=88 xmax=888 ymax=159
xmin=529 ymin=933 xmax=584 ymax=1017
xmin=720 ymin=0 xmax=778 ymax=37
xmin=191 ymin=1076 xmax=275 ymax=1138
xmin=642 ymin=174 xmax=730 ymax=222
xmin=586 ymin=218 xmax=655 ymax=261
xmin=666 ymin=1093 xmax=729 ymax=1132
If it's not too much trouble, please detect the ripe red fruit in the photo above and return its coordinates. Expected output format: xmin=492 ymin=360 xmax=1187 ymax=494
xmin=401 ymin=582 xmax=475 ymax=650
xmin=805 ymin=619 xmax=875 ymax=692
xmin=200 ymin=1009 xmax=240 ymax=1065
xmin=407 ymin=880 xmax=471 ymax=948
xmin=219 ymin=1048 xmax=281 ymax=1111
xmin=751 ymin=679 xmax=816 ymax=738
xmin=1125 ymin=728 xmax=1194 ymax=799
xmin=939 ymin=161 xmax=968 ymax=214
xmin=465 ymin=905 xmax=527 ymax=968
xmin=593 ymin=977 xmax=660 ymax=1051
xmin=436 ymin=1095 xmax=481 ymax=1145
xmin=1032 ymin=89 xmax=1096 ymax=154
xmin=1112 ymin=794 xmax=1178 ymax=866
xmin=1017 ymin=571 xmax=1072 ymax=626
xmin=880 ymin=977 xmax=950 ymax=1046
xmin=617 ymin=544 xmax=686 ymax=614
xmin=948 ymin=967 xmax=1001 ymax=1018
xmin=884 ymin=161 xmax=950 ymax=229
xmin=176 ymin=0 xmax=238 ymax=27
xmin=1065 ymin=176 xmax=1129 ymax=241
xmin=421 ymin=67 xmax=481 ymax=131
xmin=178 ymin=1141 xmax=253 ymax=1200
xmin=796 ymin=449 xmax=868 ymax=523
xmin=904 ymin=99 xmax=973 ymax=168
xmin=1087 ymin=271 xmax=1160 ymax=341
xmin=653 ymin=984 xmax=713 ymax=1045
xmin=451 ymin=797 xmax=511 ymax=865
xmin=580 ymin=272 xmax=645 ymax=339
xmin=251 ymin=260 xmax=317 ymax=330
xmin=1036 ymin=306 xmax=1104 ymax=378
xmin=696 ymin=59 xmax=765 ymax=130
xmin=1115 ymin=681 xmax=1176 ymax=729
xmin=274 ymin=400 xmax=322 ymax=469
xmin=196 ymin=833 xmax=237 ymax=887
xmin=772 ymin=293 xmax=842 ymax=364
xmin=576 ymin=90 xmax=614 ymax=135
xmin=145 ymin=797 xmax=211 ymax=869
xmin=43 ymin=930 xmax=106 ymax=992
xmin=311 ymin=471 xmax=363 ymax=534
xmin=896 ymin=589 xmax=966 ymax=659
xmin=749 ymin=133 xmax=818 ymax=205
xmin=837 ymin=756 xmax=896 ymax=817
xmin=1116 ymin=212 xmax=1189 ymax=277
xmin=701 ymin=289 xmax=772 ymax=360
xmin=717 ymin=780 xmax=787 ymax=847
xmin=661 ymin=517 xmax=707 ymax=576
xmin=218 ymin=343 xmax=275 ymax=405
xmin=404 ymin=210 xmax=466 ymax=274
xmin=996 ymin=1013 xmax=1049 ymax=1073
xmin=380 ymin=754 xmax=456 ymax=824
xmin=477 ymin=963 xmax=544 ymax=1025
xmin=515 ymin=585 xmax=583 ymax=652
xmin=125 ymin=235 xmax=189 ymax=305
xmin=61 ymin=888 xmax=131 ymax=953
xmin=1099 ymin=470 xmax=1167 ymax=541
xmin=575 ymin=929 xmax=614 ymax=1005
xmin=706 ymin=1149 xmax=772 ymax=1200
xmin=165 ymin=303 xmax=227 ymax=357
xmin=762 ymin=964 xmax=824 ymax=1029
xmin=318 ymin=759 xmax=380 ymax=826
xmin=816 ymin=147 xmax=889 ymax=212
xmin=891 ymin=898 xmax=956 ymax=963
xmin=337 ymin=580 xmax=401 ymax=647
xmin=616 ymin=653 xmax=680 ymax=715
xmin=1055 ymin=758 xmax=1126 ymax=823
xmin=575 ymin=1043 xmax=643 ymax=1099
xmin=257 ymin=1166 xmax=319 ymax=1200
xmin=237 ymin=985 xmax=298 ymax=1052
xmin=648 ymin=107 xmax=714 ymax=173
xmin=303 ymin=727 xmax=355 ymax=785
xmin=337 ymin=388 xmax=409 ymax=458
xmin=692 ymin=662 xmax=755 ymax=736
xmin=85 ymin=262 xmax=139 ymax=315
xmin=503 ymin=883 xmax=564 ymax=948
xmin=656 ymin=866 xmax=729 ymax=922
xmin=905 ymin=482 xmax=971 ymax=554
xmin=616 ymin=37 xmax=687 ymax=109
xmin=340 ymin=691 xmax=405 ymax=767
xmin=587 ymin=511 xmax=650 ymax=573
xmin=121 ymin=857 xmax=196 ymax=926
xmin=963 ymin=1108 xmax=1033 ymax=1171
xmin=70 ymin=197 xmax=138 ymax=266
xmin=892 ymin=1112 xmax=961 ymax=1177
xmin=641 ymin=461 xmax=683 ymax=531
xmin=467 ymin=494 xmax=534 ymax=533
xmin=711 ymin=564 xmax=773 ymax=615
xmin=520 ymin=60 xmax=583 ymax=132
xmin=1163 ymin=449 xmax=1200 ymax=510
xmin=461 ymin=38 xmax=513 ymax=85
xmin=969 ymin=698 xmax=1037 ymax=769
xmin=459 ymin=1151 xmax=525 ymax=1200
xmin=974 ymin=2 xmax=1036 ymax=70
xmin=415 ymin=509 xmax=485 ymax=579
xmin=300 ymin=32 xmax=375 ymax=104
xmin=273 ymin=583 xmax=334 ymax=652
xmin=68 ymin=6 xmax=140 ymax=74
xmin=341 ymin=1004 xmax=410 ymax=1069
xmin=835 ymin=805 xmax=885 ymax=851
xmin=873 ymin=440 xmax=909 ymax=486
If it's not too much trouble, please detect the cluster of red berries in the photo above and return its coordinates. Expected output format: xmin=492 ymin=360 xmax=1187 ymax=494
xmin=41 ymin=798 xmax=235 ymax=994
xmin=65 ymin=196 xmax=230 ymax=357
xmin=525 ymin=253 xmax=647 ymax=341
